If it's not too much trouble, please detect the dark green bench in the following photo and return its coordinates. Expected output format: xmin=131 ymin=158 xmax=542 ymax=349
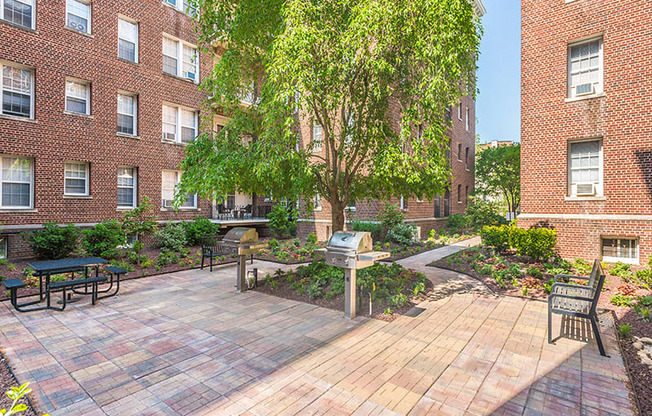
xmin=48 ymin=276 xmax=108 ymax=311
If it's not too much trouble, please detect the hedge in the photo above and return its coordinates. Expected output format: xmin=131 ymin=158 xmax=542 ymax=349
xmin=481 ymin=225 xmax=557 ymax=261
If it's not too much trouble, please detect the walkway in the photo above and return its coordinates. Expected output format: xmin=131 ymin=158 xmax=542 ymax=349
xmin=0 ymin=258 xmax=635 ymax=415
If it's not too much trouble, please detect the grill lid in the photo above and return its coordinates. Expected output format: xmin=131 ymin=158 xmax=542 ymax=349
xmin=223 ymin=227 xmax=259 ymax=244
xmin=326 ymin=231 xmax=372 ymax=254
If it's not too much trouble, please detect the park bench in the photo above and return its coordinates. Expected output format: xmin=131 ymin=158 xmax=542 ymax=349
xmin=201 ymin=235 xmax=230 ymax=272
xmin=548 ymin=259 xmax=607 ymax=356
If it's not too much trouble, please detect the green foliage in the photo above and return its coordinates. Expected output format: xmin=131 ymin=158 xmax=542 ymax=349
xmin=156 ymin=250 xmax=180 ymax=267
xmin=306 ymin=233 xmax=318 ymax=245
xmin=446 ymin=214 xmax=467 ymax=235
xmin=1 ymin=382 xmax=49 ymax=416
xmin=618 ymin=323 xmax=632 ymax=338
xmin=526 ymin=266 xmax=543 ymax=279
xmin=475 ymin=144 xmax=521 ymax=215
xmin=22 ymin=223 xmax=80 ymax=260
xmin=638 ymin=295 xmax=652 ymax=307
xmin=268 ymin=204 xmax=297 ymax=238
xmin=386 ymin=223 xmax=417 ymax=246
xmin=633 ymin=269 xmax=652 ymax=290
xmin=154 ymin=224 xmax=188 ymax=252
xmin=522 ymin=228 xmax=557 ymax=261
xmin=572 ymin=259 xmax=592 ymax=276
xmin=610 ymin=294 xmax=635 ymax=307
xmin=543 ymin=278 xmax=554 ymax=294
xmin=183 ymin=216 xmax=220 ymax=246
xmin=637 ymin=307 xmax=651 ymax=322
xmin=350 ymin=219 xmax=383 ymax=241
xmin=608 ymin=262 xmax=635 ymax=282
xmin=108 ymin=259 xmax=135 ymax=273
xmin=481 ymin=225 xmax=511 ymax=253
xmin=120 ymin=195 xmax=158 ymax=237
xmin=464 ymin=198 xmax=508 ymax=232
xmin=378 ymin=203 xmax=404 ymax=235
xmin=82 ymin=221 xmax=125 ymax=258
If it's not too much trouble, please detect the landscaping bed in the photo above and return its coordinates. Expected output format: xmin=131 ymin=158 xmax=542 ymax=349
xmin=254 ymin=261 xmax=432 ymax=322
xmin=432 ymin=243 xmax=652 ymax=415
xmin=0 ymin=349 xmax=37 ymax=416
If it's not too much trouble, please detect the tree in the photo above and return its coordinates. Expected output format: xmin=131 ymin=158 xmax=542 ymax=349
xmin=474 ymin=144 xmax=521 ymax=216
xmin=178 ymin=0 xmax=482 ymax=231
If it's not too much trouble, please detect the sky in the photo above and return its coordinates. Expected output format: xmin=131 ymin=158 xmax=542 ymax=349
xmin=475 ymin=0 xmax=521 ymax=143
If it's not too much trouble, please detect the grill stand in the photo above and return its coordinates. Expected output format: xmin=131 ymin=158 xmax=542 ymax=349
xmin=345 ymin=269 xmax=356 ymax=319
xmin=237 ymin=255 xmax=247 ymax=293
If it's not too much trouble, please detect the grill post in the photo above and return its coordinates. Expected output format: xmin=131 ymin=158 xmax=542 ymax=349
xmin=345 ymin=269 xmax=357 ymax=319
xmin=237 ymin=254 xmax=247 ymax=293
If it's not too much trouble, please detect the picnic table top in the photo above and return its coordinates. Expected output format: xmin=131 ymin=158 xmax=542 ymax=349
xmin=27 ymin=257 xmax=109 ymax=274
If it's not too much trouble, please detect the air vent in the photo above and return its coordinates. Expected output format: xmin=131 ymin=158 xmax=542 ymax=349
xmin=576 ymin=183 xmax=595 ymax=196
xmin=576 ymin=83 xmax=593 ymax=96
xmin=184 ymin=72 xmax=196 ymax=80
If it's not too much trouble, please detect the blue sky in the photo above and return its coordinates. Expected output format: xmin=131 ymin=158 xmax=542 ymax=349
xmin=475 ymin=0 xmax=521 ymax=143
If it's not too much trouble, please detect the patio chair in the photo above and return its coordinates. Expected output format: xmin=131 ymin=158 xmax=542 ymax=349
xmin=548 ymin=259 xmax=607 ymax=356
xmin=243 ymin=204 xmax=252 ymax=219
xmin=201 ymin=235 xmax=230 ymax=272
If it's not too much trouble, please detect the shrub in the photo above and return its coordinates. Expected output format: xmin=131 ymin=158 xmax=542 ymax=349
xmin=572 ymin=258 xmax=592 ymax=276
xmin=268 ymin=204 xmax=297 ymax=238
xmin=633 ymin=269 xmax=652 ymax=290
xmin=156 ymin=250 xmax=180 ymax=267
xmin=82 ymin=221 xmax=125 ymax=258
xmin=446 ymin=214 xmax=467 ymax=234
xmin=525 ymin=227 xmax=557 ymax=261
xmin=378 ymin=203 xmax=405 ymax=238
xmin=464 ymin=199 xmax=507 ymax=232
xmin=386 ymin=223 xmax=417 ymax=246
xmin=154 ymin=224 xmax=188 ymax=252
xmin=526 ymin=266 xmax=543 ymax=279
xmin=183 ymin=216 xmax=220 ymax=246
xmin=618 ymin=323 xmax=632 ymax=338
xmin=610 ymin=294 xmax=634 ymax=307
xmin=23 ymin=222 xmax=80 ymax=260
xmin=481 ymin=225 xmax=511 ymax=252
xmin=121 ymin=195 xmax=158 ymax=238
xmin=351 ymin=219 xmax=382 ymax=241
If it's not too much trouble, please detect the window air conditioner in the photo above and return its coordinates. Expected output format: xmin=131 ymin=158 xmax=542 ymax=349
xmin=162 ymin=199 xmax=173 ymax=208
xmin=575 ymin=83 xmax=593 ymax=96
xmin=184 ymin=72 xmax=196 ymax=80
xmin=576 ymin=183 xmax=596 ymax=196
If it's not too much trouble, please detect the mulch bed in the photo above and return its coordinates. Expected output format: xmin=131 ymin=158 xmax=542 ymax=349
xmin=431 ymin=249 xmax=652 ymax=416
xmin=0 ymin=349 xmax=37 ymax=416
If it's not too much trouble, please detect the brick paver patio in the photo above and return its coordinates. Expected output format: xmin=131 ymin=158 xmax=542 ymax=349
xmin=0 ymin=260 xmax=636 ymax=415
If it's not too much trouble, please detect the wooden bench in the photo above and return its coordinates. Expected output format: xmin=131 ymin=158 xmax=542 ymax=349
xmin=548 ymin=259 xmax=607 ymax=356
xmin=48 ymin=276 xmax=108 ymax=311
xmin=201 ymin=236 xmax=230 ymax=272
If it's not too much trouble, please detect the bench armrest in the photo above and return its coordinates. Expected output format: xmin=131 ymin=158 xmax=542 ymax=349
xmin=548 ymin=293 xmax=594 ymax=303
xmin=550 ymin=282 xmax=593 ymax=295
xmin=554 ymin=274 xmax=589 ymax=283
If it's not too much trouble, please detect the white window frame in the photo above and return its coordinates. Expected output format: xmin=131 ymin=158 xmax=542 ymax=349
xmin=66 ymin=0 xmax=91 ymax=34
xmin=457 ymin=102 xmax=462 ymax=120
xmin=602 ymin=237 xmax=639 ymax=265
xmin=161 ymin=103 xmax=198 ymax=144
xmin=1 ymin=0 xmax=36 ymax=30
xmin=162 ymin=34 xmax=199 ymax=83
xmin=65 ymin=78 xmax=91 ymax=115
xmin=457 ymin=184 xmax=462 ymax=203
xmin=118 ymin=17 xmax=139 ymax=63
xmin=457 ymin=143 xmax=462 ymax=161
xmin=163 ymin=0 xmax=197 ymax=16
xmin=465 ymin=147 xmax=470 ymax=170
xmin=1 ymin=61 xmax=34 ymax=119
xmin=161 ymin=170 xmax=197 ymax=209
xmin=64 ymin=161 xmax=89 ymax=196
xmin=568 ymin=37 xmax=603 ymax=99
xmin=400 ymin=196 xmax=407 ymax=210
xmin=313 ymin=194 xmax=322 ymax=211
xmin=465 ymin=107 xmax=470 ymax=131
xmin=568 ymin=138 xmax=603 ymax=197
xmin=312 ymin=123 xmax=323 ymax=153
xmin=117 ymin=166 xmax=137 ymax=209
xmin=117 ymin=92 xmax=137 ymax=136
xmin=0 ymin=236 xmax=6 ymax=259
xmin=0 ymin=155 xmax=33 ymax=209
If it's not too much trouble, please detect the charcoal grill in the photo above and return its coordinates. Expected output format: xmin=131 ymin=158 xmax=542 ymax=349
xmin=325 ymin=231 xmax=390 ymax=319
xmin=222 ymin=227 xmax=268 ymax=292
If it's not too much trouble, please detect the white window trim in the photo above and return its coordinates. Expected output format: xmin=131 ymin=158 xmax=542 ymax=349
xmin=161 ymin=170 xmax=197 ymax=209
xmin=118 ymin=16 xmax=139 ymax=63
xmin=400 ymin=196 xmax=407 ymax=210
xmin=163 ymin=0 xmax=197 ymax=16
xmin=162 ymin=34 xmax=199 ymax=83
xmin=117 ymin=91 xmax=138 ymax=136
xmin=0 ymin=155 xmax=34 ymax=209
xmin=0 ymin=61 xmax=35 ymax=119
xmin=568 ymin=138 xmax=603 ymax=197
xmin=161 ymin=103 xmax=199 ymax=145
xmin=65 ymin=78 xmax=91 ymax=115
xmin=312 ymin=124 xmax=323 ymax=153
xmin=465 ymin=107 xmax=470 ymax=131
xmin=313 ymin=194 xmax=322 ymax=211
xmin=0 ymin=236 xmax=6 ymax=259
xmin=117 ymin=166 xmax=137 ymax=209
xmin=66 ymin=0 xmax=91 ymax=34
xmin=568 ymin=37 xmax=603 ymax=99
xmin=0 ymin=0 xmax=36 ymax=30
xmin=63 ymin=161 xmax=90 ymax=196
xmin=602 ymin=237 xmax=639 ymax=265
xmin=457 ymin=103 xmax=462 ymax=120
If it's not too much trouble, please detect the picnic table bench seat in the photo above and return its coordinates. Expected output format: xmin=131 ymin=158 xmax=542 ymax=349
xmin=49 ymin=275 xmax=108 ymax=311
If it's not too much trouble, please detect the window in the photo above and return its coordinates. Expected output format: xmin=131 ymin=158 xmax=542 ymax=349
xmin=457 ymin=143 xmax=462 ymax=161
xmin=457 ymin=184 xmax=462 ymax=203
xmin=64 ymin=161 xmax=89 ymax=196
xmin=117 ymin=93 xmax=137 ymax=136
xmin=65 ymin=80 xmax=90 ymax=115
xmin=0 ymin=236 xmax=6 ymax=259
xmin=1 ymin=156 xmax=32 ymax=209
xmin=434 ymin=196 xmax=441 ymax=218
xmin=164 ymin=0 xmax=197 ymax=15
xmin=457 ymin=102 xmax=462 ymax=120
xmin=465 ymin=147 xmax=469 ymax=170
xmin=66 ymin=0 xmax=90 ymax=34
xmin=465 ymin=185 xmax=469 ymax=203
xmin=118 ymin=18 xmax=138 ymax=63
xmin=568 ymin=38 xmax=603 ymax=98
xmin=465 ymin=107 xmax=469 ymax=131
xmin=117 ymin=167 xmax=137 ymax=208
xmin=444 ymin=190 xmax=451 ymax=216
xmin=569 ymin=139 xmax=603 ymax=197
xmin=313 ymin=124 xmax=323 ymax=153
xmin=162 ymin=35 xmax=198 ymax=82
xmin=162 ymin=104 xmax=198 ymax=144
xmin=313 ymin=194 xmax=322 ymax=211
xmin=162 ymin=170 xmax=196 ymax=209
xmin=602 ymin=238 xmax=638 ymax=264
xmin=400 ymin=196 xmax=408 ymax=210
xmin=1 ymin=0 xmax=35 ymax=29
xmin=2 ymin=63 xmax=33 ymax=118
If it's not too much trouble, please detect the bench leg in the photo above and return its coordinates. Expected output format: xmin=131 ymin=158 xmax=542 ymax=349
xmin=590 ymin=315 xmax=607 ymax=357
xmin=92 ymin=281 xmax=97 ymax=305
xmin=547 ymin=304 xmax=553 ymax=344
xmin=210 ymin=255 xmax=213 ymax=272
xmin=201 ymin=255 xmax=205 ymax=270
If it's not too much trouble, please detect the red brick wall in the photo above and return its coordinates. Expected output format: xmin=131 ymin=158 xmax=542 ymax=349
xmin=0 ymin=1 xmax=211 ymax=257
xmin=520 ymin=0 xmax=652 ymax=263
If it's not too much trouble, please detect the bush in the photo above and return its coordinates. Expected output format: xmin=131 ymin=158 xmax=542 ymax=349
xmin=465 ymin=199 xmax=508 ymax=232
xmin=481 ymin=225 xmax=511 ymax=252
xmin=524 ymin=227 xmax=557 ymax=261
xmin=268 ymin=204 xmax=297 ymax=238
xmin=183 ymin=216 xmax=220 ymax=246
xmin=82 ymin=221 xmax=125 ymax=258
xmin=351 ymin=219 xmax=383 ymax=241
xmin=23 ymin=222 xmax=80 ymax=260
xmin=526 ymin=266 xmax=543 ymax=279
xmin=121 ymin=195 xmax=158 ymax=238
xmin=378 ymin=203 xmax=405 ymax=238
xmin=446 ymin=214 xmax=467 ymax=234
xmin=386 ymin=222 xmax=417 ymax=246
xmin=634 ymin=269 xmax=652 ymax=290
xmin=154 ymin=224 xmax=188 ymax=252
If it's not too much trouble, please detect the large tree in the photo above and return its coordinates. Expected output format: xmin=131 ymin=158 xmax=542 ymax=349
xmin=177 ymin=0 xmax=482 ymax=231
xmin=475 ymin=144 xmax=521 ymax=215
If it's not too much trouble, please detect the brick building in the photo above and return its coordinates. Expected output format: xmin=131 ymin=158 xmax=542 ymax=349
xmin=520 ymin=0 xmax=652 ymax=264
xmin=0 ymin=0 xmax=212 ymax=258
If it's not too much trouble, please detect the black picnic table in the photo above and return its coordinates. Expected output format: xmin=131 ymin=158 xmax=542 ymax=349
xmin=27 ymin=257 xmax=109 ymax=303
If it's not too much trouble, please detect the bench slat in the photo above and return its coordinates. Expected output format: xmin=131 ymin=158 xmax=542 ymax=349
xmin=49 ymin=276 xmax=107 ymax=290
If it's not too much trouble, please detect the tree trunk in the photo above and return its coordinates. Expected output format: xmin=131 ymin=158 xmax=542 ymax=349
xmin=331 ymin=202 xmax=346 ymax=232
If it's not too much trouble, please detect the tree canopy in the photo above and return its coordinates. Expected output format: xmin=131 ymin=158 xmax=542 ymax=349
xmin=178 ymin=0 xmax=483 ymax=231
xmin=474 ymin=144 xmax=521 ymax=215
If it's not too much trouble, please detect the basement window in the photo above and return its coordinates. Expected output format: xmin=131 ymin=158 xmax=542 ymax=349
xmin=0 ymin=236 xmax=6 ymax=259
xmin=602 ymin=237 xmax=638 ymax=264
